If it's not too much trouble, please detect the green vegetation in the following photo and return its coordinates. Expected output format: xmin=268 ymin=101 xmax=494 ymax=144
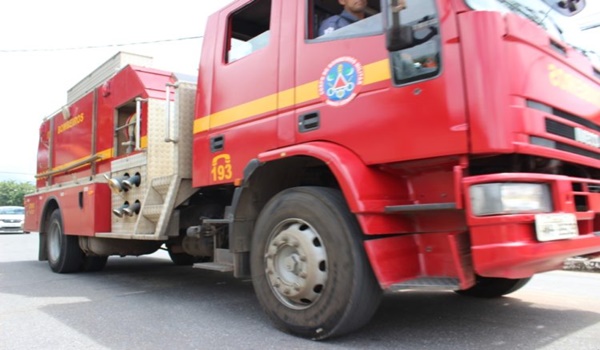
xmin=0 ymin=181 xmax=35 ymax=206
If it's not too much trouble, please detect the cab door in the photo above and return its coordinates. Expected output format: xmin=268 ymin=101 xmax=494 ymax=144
xmin=197 ymin=0 xmax=281 ymax=186
xmin=291 ymin=0 xmax=468 ymax=165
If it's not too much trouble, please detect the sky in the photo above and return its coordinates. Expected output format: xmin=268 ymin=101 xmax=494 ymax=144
xmin=0 ymin=0 xmax=234 ymax=183
xmin=0 ymin=0 xmax=598 ymax=184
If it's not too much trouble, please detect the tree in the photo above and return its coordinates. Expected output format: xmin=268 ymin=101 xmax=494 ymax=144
xmin=0 ymin=181 xmax=35 ymax=206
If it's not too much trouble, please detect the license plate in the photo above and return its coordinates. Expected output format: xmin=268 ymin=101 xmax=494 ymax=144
xmin=535 ymin=213 xmax=578 ymax=242
xmin=575 ymin=128 xmax=600 ymax=148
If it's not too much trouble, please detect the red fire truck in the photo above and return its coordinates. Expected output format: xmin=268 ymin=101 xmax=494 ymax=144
xmin=24 ymin=0 xmax=600 ymax=340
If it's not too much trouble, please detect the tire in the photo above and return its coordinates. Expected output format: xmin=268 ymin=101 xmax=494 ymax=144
xmin=250 ymin=187 xmax=382 ymax=340
xmin=456 ymin=276 xmax=532 ymax=298
xmin=82 ymin=256 xmax=108 ymax=272
xmin=46 ymin=209 xmax=84 ymax=273
xmin=168 ymin=204 xmax=224 ymax=266
xmin=168 ymin=250 xmax=198 ymax=266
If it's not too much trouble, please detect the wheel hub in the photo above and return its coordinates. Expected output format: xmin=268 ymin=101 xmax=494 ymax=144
xmin=265 ymin=220 xmax=328 ymax=310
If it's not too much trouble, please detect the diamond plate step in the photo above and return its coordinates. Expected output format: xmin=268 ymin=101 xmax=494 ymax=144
xmin=388 ymin=277 xmax=460 ymax=292
xmin=151 ymin=176 xmax=173 ymax=197
xmin=142 ymin=204 xmax=164 ymax=223
xmin=193 ymin=248 xmax=234 ymax=272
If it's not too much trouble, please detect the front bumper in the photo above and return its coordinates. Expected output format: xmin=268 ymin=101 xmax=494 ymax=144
xmin=464 ymin=173 xmax=600 ymax=278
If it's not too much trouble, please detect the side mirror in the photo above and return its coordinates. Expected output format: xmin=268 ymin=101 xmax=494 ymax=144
xmin=386 ymin=25 xmax=415 ymax=52
xmin=385 ymin=0 xmax=439 ymax=52
xmin=543 ymin=0 xmax=586 ymax=16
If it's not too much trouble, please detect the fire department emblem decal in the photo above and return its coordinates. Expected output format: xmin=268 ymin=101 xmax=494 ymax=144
xmin=319 ymin=57 xmax=364 ymax=106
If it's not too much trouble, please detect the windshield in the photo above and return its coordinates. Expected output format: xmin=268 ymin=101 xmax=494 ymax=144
xmin=465 ymin=0 xmax=598 ymax=63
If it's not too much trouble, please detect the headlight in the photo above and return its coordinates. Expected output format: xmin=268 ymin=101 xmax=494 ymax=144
xmin=470 ymin=183 xmax=552 ymax=216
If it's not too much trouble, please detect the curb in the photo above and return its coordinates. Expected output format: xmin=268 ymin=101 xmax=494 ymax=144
xmin=563 ymin=258 xmax=600 ymax=273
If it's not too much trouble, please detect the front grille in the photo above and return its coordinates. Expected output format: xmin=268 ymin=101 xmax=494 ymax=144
xmin=528 ymin=100 xmax=600 ymax=161
xmin=546 ymin=119 xmax=574 ymax=139
xmin=555 ymin=141 xmax=600 ymax=160
xmin=571 ymin=181 xmax=600 ymax=211
xmin=531 ymin=136 xmax=600 ymax=160
xmin=529 ymin=100 xmax=600 ymax=132
xmin=0 ymin=227 xmax=22 ymax=232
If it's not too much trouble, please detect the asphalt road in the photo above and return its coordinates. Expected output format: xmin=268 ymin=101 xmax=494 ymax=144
xmin=1 ymin=233 xmax=599 ymax=350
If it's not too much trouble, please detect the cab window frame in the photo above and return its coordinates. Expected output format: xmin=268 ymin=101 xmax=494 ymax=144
xmin=225 ymin=0 xmax=273 ymax=64
xmin=306 ymin=0 xmax=383 ymax=42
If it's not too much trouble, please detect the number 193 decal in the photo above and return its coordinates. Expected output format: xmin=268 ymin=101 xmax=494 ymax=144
xmin=211 ymin=154 xmax=233 ymax=181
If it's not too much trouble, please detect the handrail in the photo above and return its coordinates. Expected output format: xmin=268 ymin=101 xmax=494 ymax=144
xmin=165 ymin=83 xmax=179 ymax=143
xmin=35 ymin=154 xmax=102 ymax=179
xmin=135 ymin=97 xmax=147 ymax=150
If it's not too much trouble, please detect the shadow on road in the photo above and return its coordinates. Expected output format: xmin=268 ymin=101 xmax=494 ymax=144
xmin=1 ymin=254 xmax=599 ymax=349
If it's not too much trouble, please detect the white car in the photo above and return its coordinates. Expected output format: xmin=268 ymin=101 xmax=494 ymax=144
xmin=0 ymin=206 xmax=25 ymax=234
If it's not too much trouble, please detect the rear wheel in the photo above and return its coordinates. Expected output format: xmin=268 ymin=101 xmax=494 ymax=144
xmin=46 ymin=209 xmax=83 ymax=273
xmin=456 ymin=276 xmax=532 ymax=298
xmin=168 ymin=204 xmax=224 ymax=266
xmin=82 ymin=255 xmax=108 ymax=272
xmin=250 ymin=187 xmax=382 ymax=340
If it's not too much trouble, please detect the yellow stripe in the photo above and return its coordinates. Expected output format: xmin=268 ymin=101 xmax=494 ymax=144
xmin=37 ymin=148 xmax=113 ymax=178
xmin=96 ymin=148 xmax=113 ymax=160
xmin=295 ymin=81 xmax=320 ymax=104
xmin=278 ymin=87 xmax=295 ymax=109
xmin=193 ymin=58 xmax=390 ymax=134
xmin=363 ymin=59 xmax=391 ymax=85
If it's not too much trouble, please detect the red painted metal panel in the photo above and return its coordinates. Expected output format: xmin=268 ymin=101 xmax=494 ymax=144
xmin=470 ymin=224 xmax=600 ymax=278
xmin=459 ymin=11 xmax=600 ymax=156
xmin=53 ymin=92 xmax=94 ymax=169
xmin=194 ymin=0 xmax=283 ymax=187
xmin=364 ymin=231 xmax=474 ymax=289
xmin=60 ymin=183 xmax=111 ymax=236
xmin=36 ymin=119 xmax=52 ymax=188
xmin=292 ymin=0 xmax=468 ymax=166
xmin=364 ymin=235 xmax=420 ymax=288
xmin=23 ymin=183 xmax=111 ymax=235
xmin=259 ymin=141 xmax=410 ymax=213
xmin=28 ymin=64 xmax=173 ymax=236
xmin=23 ymin=193 xmax=39 ymax=232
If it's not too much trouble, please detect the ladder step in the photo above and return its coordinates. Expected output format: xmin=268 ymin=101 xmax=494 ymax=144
xmin=152 ymin=176 xmax=173 ymax=196
xmin=142 ymin=204 xmax=164 ymax=222
xmin=387 ymin=277 xmax=460 ymax=292
xmin=385 ymin=202 xmax=457 ymax=213
xmin=193 ymin=262 xmax=233 ymax=272
xmin=193 ymin=248 xmax=234 ymax=272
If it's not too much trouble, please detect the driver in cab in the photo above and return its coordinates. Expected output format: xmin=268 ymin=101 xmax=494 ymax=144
xmin=318 ymin=0 xmax=407 ymax=36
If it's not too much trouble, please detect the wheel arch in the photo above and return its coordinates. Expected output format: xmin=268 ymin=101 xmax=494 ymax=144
xmin=230 ymin=141 xmax=404 ymax=257
xmin=229 ymin=154 xmax=338 ymax=255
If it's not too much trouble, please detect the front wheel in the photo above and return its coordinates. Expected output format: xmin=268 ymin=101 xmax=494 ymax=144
xmin=250 ymin=187 xmax=382 ymax=340
xmin=46 ymin=209 xmax=83 ymax=273
xmin=455 ymin=276 xmax=532 ymax=298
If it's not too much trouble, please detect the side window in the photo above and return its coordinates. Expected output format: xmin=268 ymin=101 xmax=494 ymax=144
xmin=388 ymin=0 xmax=441 ymax=85
xmin=308 ymin=0 xmax=382 ymax=40
xmin=227 ymin=0 xmax=272 ymax=63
